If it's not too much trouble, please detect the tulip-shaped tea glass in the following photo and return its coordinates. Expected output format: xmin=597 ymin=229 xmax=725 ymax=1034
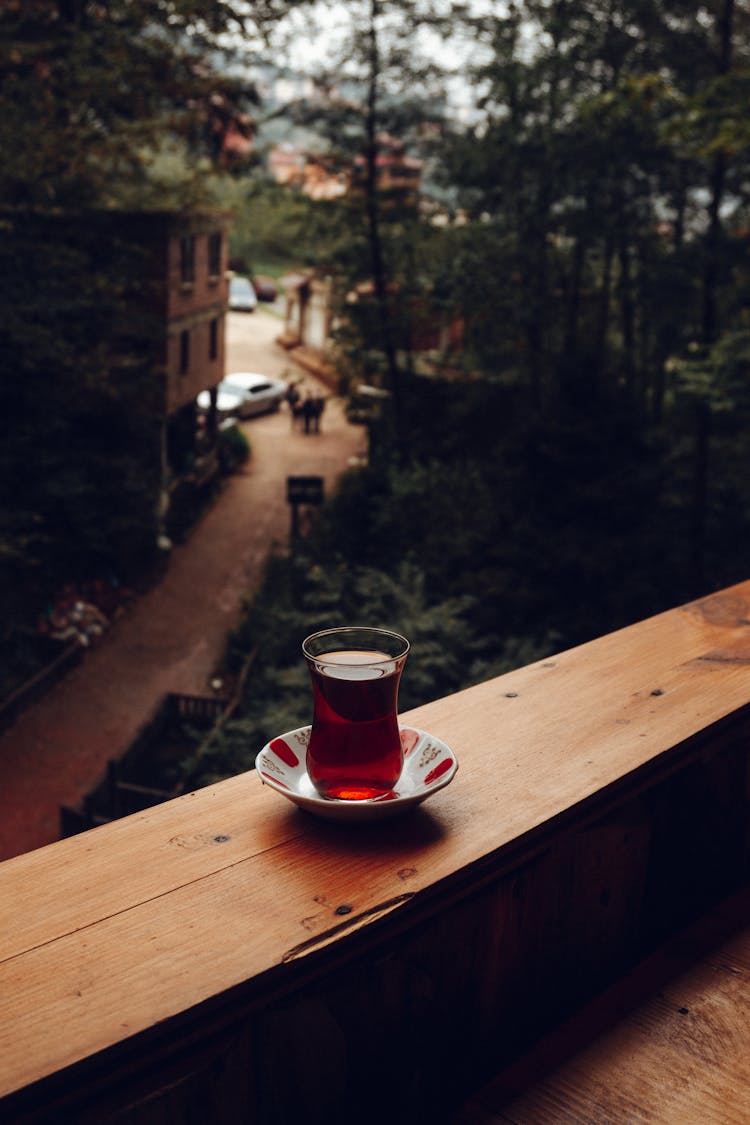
xmin=302 ymin=627 xmax=410 ymax=800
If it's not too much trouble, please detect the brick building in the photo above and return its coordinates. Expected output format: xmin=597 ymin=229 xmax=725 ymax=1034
xmin=163 ymin=214 xmax=228 ymax=417
xmin=157 ymin=212 xmax=230 ymax=507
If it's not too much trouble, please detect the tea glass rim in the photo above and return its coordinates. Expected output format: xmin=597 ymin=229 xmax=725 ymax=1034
xmin=302 ymin=626 xmax=410 ymax=665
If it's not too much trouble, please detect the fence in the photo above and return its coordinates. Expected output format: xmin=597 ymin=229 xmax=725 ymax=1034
xmin=59 ymin=692 xmax=227 ymax=836
xmin=59 ymin=651 xmax=256 ymax=837
xmin=0 ymin=642 xmax=83 ymax=738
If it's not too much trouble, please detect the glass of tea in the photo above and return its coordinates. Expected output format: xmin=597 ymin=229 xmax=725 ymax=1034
xmin=302 ymin=627 xmax=410 ymax=800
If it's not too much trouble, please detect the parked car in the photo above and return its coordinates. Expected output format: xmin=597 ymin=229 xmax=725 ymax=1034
xmin=252 ymin=275 xmax=278 ymax=302
xmin=196 ymin=382 xmax=251 ymax=421
xmin=223 ymin=371 xmax=288 ymax=415
xmin=228 ymin=275 xmax=257 ymax=312
xmin=197 ymin=373 xmax=288 ymax=420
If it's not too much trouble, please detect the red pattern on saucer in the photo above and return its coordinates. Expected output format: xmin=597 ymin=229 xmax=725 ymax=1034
xmin=400 ymin=728 xmax=420 ymax=756
xmin=270 ymin=737 xmax=300 ymax=767
xmin=424 ymin=758 xmax=454 ymax=785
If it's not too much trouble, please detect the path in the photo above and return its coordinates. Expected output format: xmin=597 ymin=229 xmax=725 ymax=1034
xmin=0 ymin=311 xmax=365 ymax=861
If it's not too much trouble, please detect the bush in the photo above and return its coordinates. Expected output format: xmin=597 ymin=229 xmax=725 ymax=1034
xmin=218 ymin=423 xmax=250 ymax=474
xmin=180 ymin=546 xmax=554 ymax=789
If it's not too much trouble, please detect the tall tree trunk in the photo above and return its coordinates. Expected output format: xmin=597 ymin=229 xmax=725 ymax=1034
xmin=690 ymin=399 xmax=711 ymax=595
xmin=364 ymin=0 xmax=402 ymax=449
xmin=703 ymin=153 xmax=727 ymax=345
xmin=693 ymin=0 xmax=734 ymax=593
xmin=618 ymin=236 xmax=636 ymax=403
xmin=673 ymin=161 xmax=687 ymax=251
xmin=652 ymin=356 xmax=666 ymax=425
xmin=596 ymin=233 xmax=614 ymax=380
xmin=525 ymin=232 xmax=547 ymax=414
xmin=563 ymin=233 xmax=585 ymax=359
xmin=702 ymin=0 xmax=734 ymax=345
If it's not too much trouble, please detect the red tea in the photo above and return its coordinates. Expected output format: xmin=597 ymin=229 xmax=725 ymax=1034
xmin=306 ymin=649 xmax=404 ymax=800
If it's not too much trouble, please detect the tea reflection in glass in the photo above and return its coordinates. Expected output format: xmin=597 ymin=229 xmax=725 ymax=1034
xmin=302 ymin=627 xmax=410 ymax=800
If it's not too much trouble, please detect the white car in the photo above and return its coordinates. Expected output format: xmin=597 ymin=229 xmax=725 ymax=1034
xmin=196 ymin=382 xmax=250 ymax=421
xmin=197 ymin=373 xmax=288 ymax=420
xmin=228 ymin=276 xmax=257 ymax=312
xmin=223 ymin=372 xmax=288 ymax=416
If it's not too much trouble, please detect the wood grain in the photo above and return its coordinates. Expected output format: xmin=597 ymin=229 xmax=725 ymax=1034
xmin=461 ymin=888 xmax=750 ymax=1124
xmin=3 ymin=582 xmax=750 ymax=1118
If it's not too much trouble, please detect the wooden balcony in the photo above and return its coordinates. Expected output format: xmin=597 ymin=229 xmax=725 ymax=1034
xmin=3 ymin=580 xmax=750 ymax=1123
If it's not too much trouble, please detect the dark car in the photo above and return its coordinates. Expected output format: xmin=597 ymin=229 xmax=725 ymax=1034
xmin=252 ymin=275 xmax=278 ymax=302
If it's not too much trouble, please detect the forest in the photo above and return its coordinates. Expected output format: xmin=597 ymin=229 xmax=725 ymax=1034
xmin=2 ymin=1 xmax=750 ymax=777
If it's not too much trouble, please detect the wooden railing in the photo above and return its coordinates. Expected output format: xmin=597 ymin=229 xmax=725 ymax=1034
xmin=3 ymin=581 xmax=750 ymax=1123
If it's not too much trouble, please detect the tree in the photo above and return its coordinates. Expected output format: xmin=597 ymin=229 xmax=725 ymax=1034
xmin=0 ymin=0 xmax=294 ymax=207
xmin=439 ymin=0 xmax=750 ymax=416
xmin=0 ymin=1 xmax=301 ymax=682
xmin=264 ymin=0 xmax=466 ymax=449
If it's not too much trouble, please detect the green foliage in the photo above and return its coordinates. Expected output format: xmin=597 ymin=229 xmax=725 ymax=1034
xmin=0 ymin=212 xmax=164 ymax=651
xmin=437 ymin=0 xmax=749 ymax=412
xmin=185 ymin=551 xmax=495 ymax=786
xmin=673 ymin=330 xmax=750 ymax=415
xmin=0 ymin=1 xmax=293 ymax=208
xmin=182 ymin=369 xmax=682 ymax=789
xmin=217 ymin=422 xmax=251 ymax=474
xmin=668 ymin=327 xmax=750 ymax=589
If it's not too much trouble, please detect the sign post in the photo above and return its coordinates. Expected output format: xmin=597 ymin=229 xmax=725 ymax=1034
xmin=287 ymin=475 xmax=324 ymax=537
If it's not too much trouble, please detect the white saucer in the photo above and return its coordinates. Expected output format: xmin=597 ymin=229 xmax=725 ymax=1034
xmin=255 ymin=725 xmax=458 ymax=822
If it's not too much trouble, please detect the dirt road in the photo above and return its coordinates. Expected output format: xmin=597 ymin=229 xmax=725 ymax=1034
xmin=0 ymin=310 xmax=365 ymax=861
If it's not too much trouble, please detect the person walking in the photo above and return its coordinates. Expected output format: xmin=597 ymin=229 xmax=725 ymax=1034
xmin=310 ymin=394 xmax=325 ymax=433
xmin=301 ymin=392 xmax=315 ymax=434
xmin=285 ymin=381 xmax=301 ymax=430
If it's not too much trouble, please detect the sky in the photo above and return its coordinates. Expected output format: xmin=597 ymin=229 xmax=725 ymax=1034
xmin=256 ymin=0 xmax=497 ymax=121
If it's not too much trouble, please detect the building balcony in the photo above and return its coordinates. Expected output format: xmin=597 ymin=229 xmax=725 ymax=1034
xmin=2 ymin=580 xmax=750 ymax=1122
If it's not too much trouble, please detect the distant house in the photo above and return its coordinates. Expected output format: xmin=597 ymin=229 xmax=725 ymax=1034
xmin=277 ymin=271 xmax=338 ymax=387
xmin=268 ymin=143 xmax=307 ymax=187
xmin=268 ymin=132 xmax=421 ymax=204
xmin=268 ymin=143 xmax=347 ymax=200
xmin=278 ymin=272 xmax=333 ymax=352
xmin=351 ymin=134 xmax=423 ymax=205
xmin=278 ymin=269 xmax=463 ymax=384
xmin=208 ymin=93 xmax=255 ymax=168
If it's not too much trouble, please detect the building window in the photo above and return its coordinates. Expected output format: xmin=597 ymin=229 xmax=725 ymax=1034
xmin=179 ymin=236 xmax=195 ymax=284
xmin=208 ymin=232 xmax=222 ymax=279
xmin=179 ymin=330 xmax=190 ymax=374
xmin=209 ymin=317 xmax=219 ymax=360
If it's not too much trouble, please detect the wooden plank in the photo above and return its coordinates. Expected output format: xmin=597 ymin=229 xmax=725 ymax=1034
xmin=5 ymin=584 xmax=750 ymax=963
xmin=2 ymin=582 xmax=750 ymax=1107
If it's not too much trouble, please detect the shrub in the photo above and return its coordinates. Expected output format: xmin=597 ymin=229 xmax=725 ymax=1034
xmin=217 ymin=423 xmax=250 ymax=474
